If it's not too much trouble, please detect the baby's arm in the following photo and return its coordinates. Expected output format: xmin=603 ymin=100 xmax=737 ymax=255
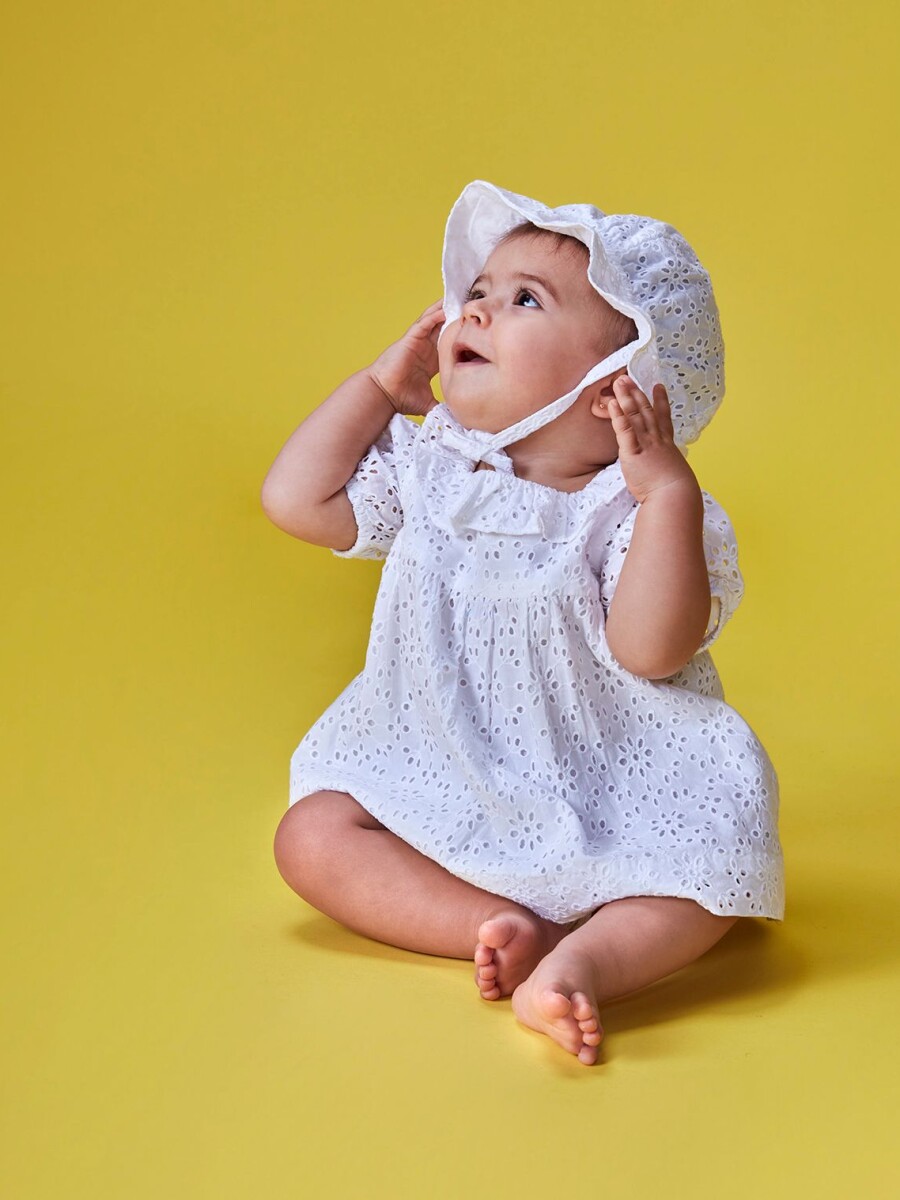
xmin=261 ymin=299 xmax=445 ymax=549
xmin=603 ymin=377 xmax=711 ymax=679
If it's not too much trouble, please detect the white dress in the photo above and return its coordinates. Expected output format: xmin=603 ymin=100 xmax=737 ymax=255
xmin=288 ymin=405 xmax=785 ymax=924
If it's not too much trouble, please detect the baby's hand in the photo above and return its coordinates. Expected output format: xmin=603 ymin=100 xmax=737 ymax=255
xmin=608 ymin=376 xmax=699 ymax=504
xmin=367 ymin=299 xmax=446 ymax=418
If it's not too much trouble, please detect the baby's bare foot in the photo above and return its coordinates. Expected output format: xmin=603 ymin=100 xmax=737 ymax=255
xmin=473 ymin=910 xmax=571 ymax=1000
xmin=510 ymin=945 xmax=604 ymax=1065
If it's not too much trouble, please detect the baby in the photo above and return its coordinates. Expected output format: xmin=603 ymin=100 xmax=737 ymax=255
xmin=263 ymin=180 xmax=784 ymax=1067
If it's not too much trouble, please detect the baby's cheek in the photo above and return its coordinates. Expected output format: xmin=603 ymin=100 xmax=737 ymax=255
xmin=438 ymin=316 xmax=460 ymax=347
xmin=436 ymin=334 xmax=455 ymax=378
xmin=437 ymin=336 xmax=462 ymax=390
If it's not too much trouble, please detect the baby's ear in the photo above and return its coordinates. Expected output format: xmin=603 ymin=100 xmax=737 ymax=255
xmin=585 ymin=383 xmax=613 ymax=420
xmin=589 ymin=393 xmax=612 ymax=421
xmin=587 ymin=369 xmax=628 ymax=419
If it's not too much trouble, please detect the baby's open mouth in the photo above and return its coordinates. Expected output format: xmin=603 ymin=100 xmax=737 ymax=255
xmin=456 ymin=347 xmax=490 ymax=364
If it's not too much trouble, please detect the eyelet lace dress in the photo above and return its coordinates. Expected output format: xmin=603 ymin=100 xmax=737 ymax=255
xmin=288 ymin=405 xmax=785 ymax=924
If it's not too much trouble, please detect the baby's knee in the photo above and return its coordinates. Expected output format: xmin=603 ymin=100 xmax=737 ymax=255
xmin=273 ymin=790 xmax=366 ymax=884
xmin=274 ymin=791 xmax=337 ymax=881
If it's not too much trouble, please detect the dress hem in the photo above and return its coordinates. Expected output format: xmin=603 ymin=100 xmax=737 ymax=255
xmin=288 ymin=768 xmax=785 ymax=925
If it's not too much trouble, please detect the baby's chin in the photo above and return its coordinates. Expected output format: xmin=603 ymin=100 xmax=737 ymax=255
xmin=443 ymin=388 xmax=550 ymax=435
xmin=443 ymin=400 xmax=515 ymax=435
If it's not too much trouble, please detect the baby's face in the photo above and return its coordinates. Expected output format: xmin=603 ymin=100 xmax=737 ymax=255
xmin=438 ymin=234 xmax=616 ymax=434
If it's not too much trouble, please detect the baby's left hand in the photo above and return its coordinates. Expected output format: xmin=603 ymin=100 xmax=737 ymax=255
xmin=608 ymin=376 xmax=699 ymax=504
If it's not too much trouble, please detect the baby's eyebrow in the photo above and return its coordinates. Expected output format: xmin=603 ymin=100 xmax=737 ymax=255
xmin=469 ymin=271 xmax=559 ymax=302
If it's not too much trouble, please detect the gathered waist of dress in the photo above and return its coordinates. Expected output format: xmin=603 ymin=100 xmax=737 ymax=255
xmin=383 ymin=544 xmax=602 ymax=605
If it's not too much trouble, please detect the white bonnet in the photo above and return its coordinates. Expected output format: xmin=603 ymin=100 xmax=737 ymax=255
xmin=438 ymin=180 xmax=725 ymax=449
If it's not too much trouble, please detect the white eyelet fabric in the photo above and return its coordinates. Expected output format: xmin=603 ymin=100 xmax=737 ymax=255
xmin=288 ymin=405 xmax=785 ymax=923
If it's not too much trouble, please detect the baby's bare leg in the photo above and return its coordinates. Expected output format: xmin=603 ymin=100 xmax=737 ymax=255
xmin=274 ymin=790 xmax=570 ymax=974
xmin=511 ymin=896 xmax=739 ymax=1065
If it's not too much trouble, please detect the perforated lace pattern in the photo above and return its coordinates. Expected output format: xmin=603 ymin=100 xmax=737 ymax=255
xmin=289 ymin=413 xmax=784 ymax=923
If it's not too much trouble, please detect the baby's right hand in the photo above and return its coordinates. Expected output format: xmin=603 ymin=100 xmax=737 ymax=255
xmin=367 ymin=299 xmax=446 ymax=417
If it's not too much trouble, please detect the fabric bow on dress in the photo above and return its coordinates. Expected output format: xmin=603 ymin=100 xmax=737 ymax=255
xmin=420 ymin=410 xmax=630 ymax=541
xmin=436 ymin=425 xmax=541 ymax=535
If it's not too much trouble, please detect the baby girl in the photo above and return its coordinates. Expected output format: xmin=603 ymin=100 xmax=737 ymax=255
xmin=263 ymin=180 xmax=784 ymax=1066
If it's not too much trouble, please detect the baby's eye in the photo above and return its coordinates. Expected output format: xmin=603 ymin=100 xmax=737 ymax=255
xmin=462 ymin=286 xmax=541 ymax=307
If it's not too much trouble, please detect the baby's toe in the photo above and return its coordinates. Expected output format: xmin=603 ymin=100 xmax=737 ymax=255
xmin=536 ymin=989 xmax=586 ymax=1053
xmin=477 ymin=916 xmax=519 ymax=951
xmin=474 ymin=950 xmax=501 ymax=999
xmin=571 ymin=990 xmax=604 ymax=1055
xmin=538 ymin=987 xmax=573 ymax=1021
xmin=473 ymin=943 xmax=496 ymax=991
xmin=570 ymin=990 xmax=594 ymax=1018
xmin=572 ymin=991 xmax=603 ymax=1028
xmin=474 ymin=943 xmax=494 ymax=967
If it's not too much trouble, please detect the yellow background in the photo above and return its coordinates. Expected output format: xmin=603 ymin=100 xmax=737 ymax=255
xmin=3 ymin=1 xmax=898 ymax=1196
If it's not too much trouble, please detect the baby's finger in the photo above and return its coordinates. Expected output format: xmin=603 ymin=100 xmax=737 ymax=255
xmin=613 ymin=377 xmax=652 ymax=435
xmin=652 ymin=383 xmax=675 ymax=440
xmin=426 ymin=319 xmax=445 ymax=349
xmin=416 ymin=299 xmax=446 ymax=325
xmin=607 ymin=394 xmax=642 ymax=456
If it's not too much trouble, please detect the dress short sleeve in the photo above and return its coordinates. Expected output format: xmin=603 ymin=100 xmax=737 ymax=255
xmin=596 ymin=489 xmax=744 ymax=653
xmin=332 ymin=412 xmax=419 ymax=561
xmin=696 ymin=491 xmax=744 ymax=651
